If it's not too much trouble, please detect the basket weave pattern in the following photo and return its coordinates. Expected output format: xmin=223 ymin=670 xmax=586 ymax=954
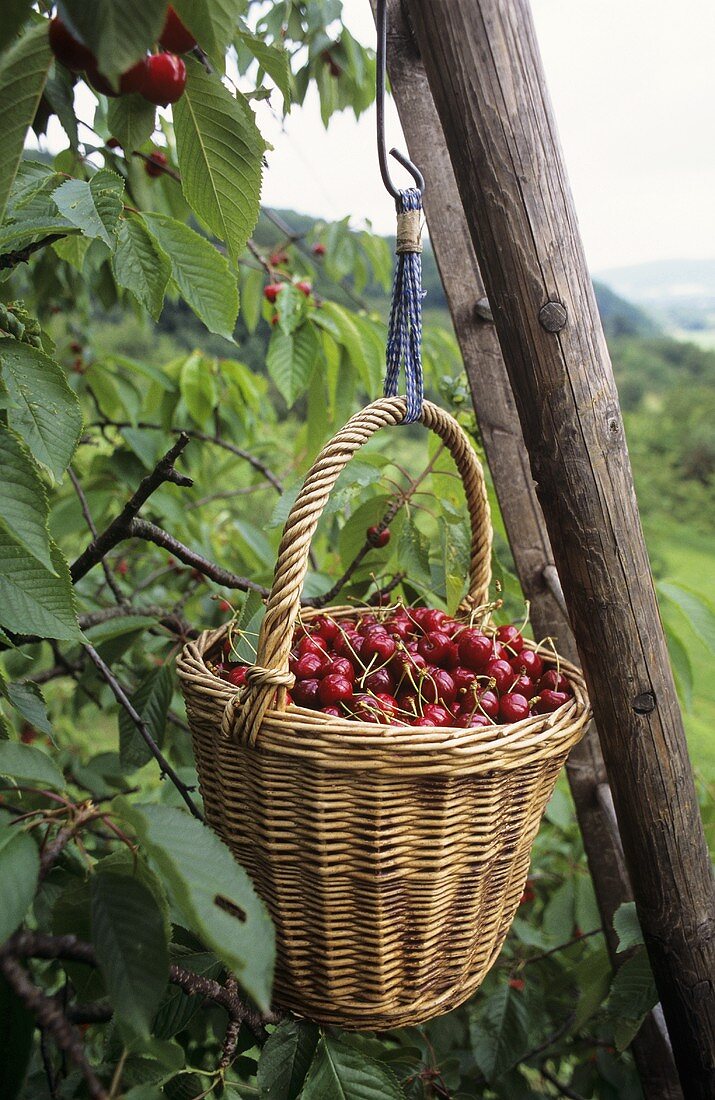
xmin=177 ymin=398 xmax=590 ymax=1029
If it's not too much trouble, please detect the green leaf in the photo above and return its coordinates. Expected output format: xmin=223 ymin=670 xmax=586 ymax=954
xmin=0 ymin=1 xmax=34 ymax=53
xmin=0 ymin=828 xmax=39 ymax=945
xmin=302 ymin=1036 xmax=403 ymax=1100
xmin=116 ymin=801 xmax=275 ymax=1011
xmin=171 ymin=0 xmax=245 ymax=68
xmin=571 ymin=946 xmax=613 ymax=1032
xmin=267 ymin=323 xmax=318 ymax=408
xmin=174 ymin=60 xmax=264 ymax=262
xmin=113 ymin=213 xmax=171 ymax=320
xmin=0 ymin=23 xmax=52 ymax=223
xmin=0 ymin=422 xmax=54 ymax=572
xmin=607 ymin=950 xmax=658 ymax=1050
xmin=257 ymin=1019 xmax=320 ymax=1100
xmin=118 ymin=664 xmax=173 ymax=770
xmin=107 ymin=94 xmax=156 ymax=152
xmin=180 ymin=351 xmax=216 ymax=427
xmin=276 ymin=283 xmax=305 ymax=337
xmin=0 ymin=972 xmax=35 ymax=1100
xmin=237 ymin=26 xmax=292 ymax=112
xmin=240 ymin=264 xmax=263 ymax=334
xmin=44 ymin=62 xmax=79 ymax=148
xmin=397 ymin=516 xmax=432 ymax=590
xmin=143 ymin=212 xmax=239 ymax=340
xmin=613 ymin=902 xmax=644 ymax=954
xmin=52 ymin=175 xmax=123 ymax=249
xmin=0 ymin=338 xmax=82 ymax=480
xmin=5 ymin=682 xmax=52 ymax=737
xmin=319 ymin=301 xmax=370 ymax=387
xmin=0 ymin=533 xmax=80 ymax=642
xmin=659 ymin=580 xmax=715 ymax=655
xmin=0 ymin=740 xmax=64 ymax=789
xmin=90 ymin=872 xmax=169 ymax=1040
xmin=470 ymin=984 xmax=530 ymax=1083
xmin=58 ymin=0 xmax=167 ymax=86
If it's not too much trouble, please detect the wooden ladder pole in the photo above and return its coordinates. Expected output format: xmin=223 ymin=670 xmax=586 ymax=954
xmin=375 ymin=2 xmax=681 ymax=1093
xmin=402 ymin=1 xmax=715 ymax=1094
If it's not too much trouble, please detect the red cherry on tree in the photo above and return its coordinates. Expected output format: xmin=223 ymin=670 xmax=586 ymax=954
xmin=144 ymin=150 xmax=169 ymax=178
xmin=312 ymin=242 xmax=326 ymax=256
xmin=49 ymin=17 xmax=95 ymax=72
xmin=86 ymin=66 xmax=120 ymax=97
xmin=138 ymin=53 xmax=187 ymax=106
xmin=264 ymin=283 xmax=282 ymax=303
xmin=160 ymin=6 xmax=197 ymax=53
xmin=366 ymin=525 xmax=390 ymax=548
xmin=296 ymin=280 xmax=312 ymax=296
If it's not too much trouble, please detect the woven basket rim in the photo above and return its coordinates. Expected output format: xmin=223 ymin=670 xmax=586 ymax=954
xmin=177 ymin=615 xmax=591 ymax=766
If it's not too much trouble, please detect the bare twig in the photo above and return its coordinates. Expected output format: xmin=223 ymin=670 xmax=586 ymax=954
xmin=71 ymin=435 xmax=193 ymax=584
xmin=68 ymin=466 xmax=126 ymax=604
xmin=540 ymin=1064 xmax=588 ymax=1100
xmin=83 ymin=643 xmax=203 ymax=821
xmin=219 ymin=976 xmax=243 ymax=1069
xmin=0 ymin=954 xmax=109 ymax=1100
xmin=39 ymin=802 xmax=101 ymax=881
xmin=0 ymin=233 xmax=67 ymax=270
xmin=89 ymin=420 xmax=284 ymax=494
xmin=129 ymin=520 xmax=269 ymax=597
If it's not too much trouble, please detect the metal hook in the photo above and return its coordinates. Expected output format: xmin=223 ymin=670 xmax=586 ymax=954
xmin=376 ymin=0 xmax=425 ymax=203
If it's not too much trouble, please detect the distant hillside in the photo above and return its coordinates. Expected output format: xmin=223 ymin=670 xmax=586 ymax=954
xmin=256 ymin=207 xmax=659 ymax=340
xmin=598 ymin=259 xmax=715 ymax=337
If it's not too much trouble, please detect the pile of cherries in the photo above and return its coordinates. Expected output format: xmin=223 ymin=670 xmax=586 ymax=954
xmin=214 ymin=607 xmax=574 ymax=728
xmin=49 ymin=6 xmax=195 ymax=107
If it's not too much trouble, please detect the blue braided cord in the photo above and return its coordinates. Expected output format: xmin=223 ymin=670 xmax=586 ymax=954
xmin=384 ymin=188 xmax=424 ymax=423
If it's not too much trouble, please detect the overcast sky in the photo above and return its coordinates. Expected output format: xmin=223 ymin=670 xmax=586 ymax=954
xmin=255 ymin=0 xmax=715 ymax=273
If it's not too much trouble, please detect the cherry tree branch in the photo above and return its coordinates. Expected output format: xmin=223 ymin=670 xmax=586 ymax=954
xmin=68 ymin=466 xmax=126 ymax=604
xmin=83 ymin=644 xmax=203 ymax=821
xmin=71 ymin=435 xmax=193 ymax=584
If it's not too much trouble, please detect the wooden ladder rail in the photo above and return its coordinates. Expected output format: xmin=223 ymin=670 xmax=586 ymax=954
xmin=398 ymin=1 xmax=715 ymax=1096
xmin=375 ymin=0 xmax=687 ymax=1094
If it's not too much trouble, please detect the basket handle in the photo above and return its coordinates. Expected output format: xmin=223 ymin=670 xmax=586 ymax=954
xmin=228 ymin=397 xmax=492 ymax=745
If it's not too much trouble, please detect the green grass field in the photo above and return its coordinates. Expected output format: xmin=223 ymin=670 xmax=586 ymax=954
xmin=644 ymin=515 xmax=715 ymax=780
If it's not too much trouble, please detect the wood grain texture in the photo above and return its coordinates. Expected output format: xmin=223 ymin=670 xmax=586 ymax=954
xmin=405 ymin=0 xmax=715 ymax=1094
xmin=379 ymin=1 xmax=680 ymax=1092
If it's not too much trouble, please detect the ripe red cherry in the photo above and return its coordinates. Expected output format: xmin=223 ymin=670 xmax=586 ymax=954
xmin=361 ymin=633 xmax=396 ymax=664
xmin=485 ymin=658 xmax=515 ymax=693
xmin=422 ymin=703 xmax=453 ymax=727
xmin=510 ymin=675 xmax=535 ymax=698
xmin=319 ymin=673 xmax=353 ymax=706
xmin=226 ymin=665 xmax=248 ymax=687
xmin=412 ymin=716 xmax=434 ymax=727
xmin=296 ymin=280 xmax=312 ymax=296
xmin=86 ymin=66 xmax=120 ymax=97
xmin=291 ymin=653 xmax=326 ymax=680
xmin=139 ymin=53 xmax=187 ymax=106
xmin=359 ymin=621 xmax=388 ymax=639
xmin=312 ymin=242 xmax=327 ymax=256
xmin=313 ymin=616 xmax=341 ymax=643
xmin=264 ymin=283 xmax=282 ymax=303
xmin=160 ymin=7 xmax=197 ymax=53
xmin=322 ymin=705 xmax=342 ymax=718
xmin=458 ymin=630 xmax=493 ymax=671
xmin=366 ymin=525 xmax=390 ymax=548
xmin=386 ymin=616 xmax=411 ymax=640
xmin=418 ymin=631 xmax=452 ymax=665
xmin=456 ymin=712 xmax=490 ymax=728
xmin=476 ymin=689 xmax=499 ymax=719
xmin=363 ymin=668 xmax=395 ymax=694
xmin=452 ymin=667 xmax=477 ymax=696
xmin=119 ymin=58 xmax=151 ymax=95
xmin=538 ymin=670 xmax=572 ymax=695
xmin=327 ymin=657 xmax=355 ymax=683
xmin=333 ymin=629 xmax=360 ymax=659
xmin=533 ymin=689 xmax=570 ymax=714
xmin=106 ymin=137 xmax=122 ymax=149
xmin=511 ymin=649 xmax=544 ymax=679
xmin=496 ymin=624 xmax=524 ymax=654
xmin=391 ymin=650 xmax=427 ymax=683
xmin=49 ymin=17 xmax=96 ymax=72
xmin=297 ymin=635 xmax=328 ymax=660
xmin=144 ymin=150 xmax=168 ymax=177
xmin=499 ymin=693 xmax=530 ymax=723
xmin=420 ymin=609 xmax=449 ymax=633
xmin=421 ymin=668 xmax=457 ymax=707
xmin=397 ymin=691 xmax=421 ymax=718
xmin=292 ymin=678 xmax=321 ymax=707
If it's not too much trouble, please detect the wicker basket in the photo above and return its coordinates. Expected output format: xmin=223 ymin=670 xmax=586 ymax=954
xmin=177 ymin=397 xmax=590 ymax=1029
